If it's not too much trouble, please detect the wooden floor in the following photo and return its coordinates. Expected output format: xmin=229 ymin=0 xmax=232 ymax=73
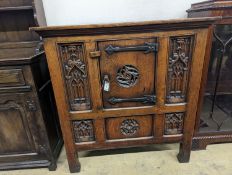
xmin=1 ymin=143 xmax=232 ymax=175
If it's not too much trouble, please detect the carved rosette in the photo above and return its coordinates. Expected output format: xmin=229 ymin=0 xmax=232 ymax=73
xmin=165 ymin=113 xmax=184 ymax=135
xmin=116 ymin=65 xmax=139 ymax=88
xmin=59 ymin=44 xmax=91 ymax=111
xmin=167 ymin=36 xmax=194 ymax=103
xmin=73 ymin=120 xmax=95 ymax=143
xmin=120 ymin=119 xmax=140 ymax=136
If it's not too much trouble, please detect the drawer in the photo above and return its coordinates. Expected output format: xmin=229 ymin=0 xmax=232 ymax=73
xmin=105 ymin=115 xmax=153 ymax=140
xmin=0 ymin=69 xmax=25 ymax=87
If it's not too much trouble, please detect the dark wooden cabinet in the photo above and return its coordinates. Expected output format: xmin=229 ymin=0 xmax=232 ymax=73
xmin=0 ymin=0 xmax=63 ymax=171
xmin=33 ymin=18 xmax=217 ymax=173
xmin=0 ymin=55 xmax=63 ymax=170
xmin=187 ymin=0 xmax=232 ymax=150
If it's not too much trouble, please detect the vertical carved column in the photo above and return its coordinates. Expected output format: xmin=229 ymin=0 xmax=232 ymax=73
xmin=165 ymin=113 xmax=184 ymax=135
xmin=59 ymin=44 xmax=91 ymax=111
xmin=167 ymin=36 xmax=194 ymax=103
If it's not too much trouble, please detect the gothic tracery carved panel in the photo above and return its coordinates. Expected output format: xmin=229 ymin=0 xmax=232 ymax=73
xmin=59 ymin=44 xmax=91 ymax=111
xmin=167 ymin=36 xmax=194 ymax=103
xmin=73 ymin=120 xmax=95 ymax=143
xmin=165 ymin=113 xmax=184 ymax=135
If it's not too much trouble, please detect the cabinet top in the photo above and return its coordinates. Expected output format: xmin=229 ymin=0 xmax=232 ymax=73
xmin=31 ymin=17 xmax=220 ymax=38
xmin=187 ymin=0 xmax=232 ymax=13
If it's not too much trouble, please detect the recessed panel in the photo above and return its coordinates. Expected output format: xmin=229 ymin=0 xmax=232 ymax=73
xmin=105 ymin=115 xmax=153 ymax=140
xmin=0 ymin=105 xmax=33 ymax=154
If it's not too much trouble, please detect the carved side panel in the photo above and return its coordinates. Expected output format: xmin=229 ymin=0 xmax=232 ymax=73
xmin=166 ymin=36 xmax=194 ymax=103
xmin=59 ymin=44 xmax=91 ymax=111
xmin=72 ymin=120 xmax=95 ymax=143
xmin=165 ymin=113 xmax=184 ymax=135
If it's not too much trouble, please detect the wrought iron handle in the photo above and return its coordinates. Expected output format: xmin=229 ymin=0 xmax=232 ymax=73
xmin=105 ymin=42 xmax=158 ymax=55
xmin=108 ymin=95 xmax=156 ymax=105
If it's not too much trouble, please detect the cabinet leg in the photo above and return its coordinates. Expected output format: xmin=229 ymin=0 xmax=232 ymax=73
xmin=67 ymin=152 xmax=81 ymax=173
xmin=48 ymin=162 xmax=57 ymax=171
xmin=177 ymin=142 xmax=191 ymax=163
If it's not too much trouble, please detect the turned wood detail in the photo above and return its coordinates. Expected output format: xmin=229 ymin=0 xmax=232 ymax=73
xmin=120 ymin=119 xmax=140 ymax=136
xmin=165 ymin=113 xmax=184 ymax=135
xmin=59 ymin=44 xmax=91 ymax=111
xmin=73 ymin=120 xmax=95 ymax=143
xmin=167 ymin=36 xmax=194 ymax=104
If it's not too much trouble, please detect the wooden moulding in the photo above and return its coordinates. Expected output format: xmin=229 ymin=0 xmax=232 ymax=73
xmin=31 ymin=17 xmax=221 ymax=37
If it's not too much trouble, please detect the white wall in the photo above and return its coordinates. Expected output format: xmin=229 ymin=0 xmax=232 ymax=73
xmin=42 ymin=0 xmax=203 ymax=26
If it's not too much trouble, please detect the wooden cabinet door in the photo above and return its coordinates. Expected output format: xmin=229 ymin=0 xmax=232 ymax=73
xmin=0 ymin=93 xmax=44 ymax=161
xmin=98 ymin=38 xmax=158 ymax=108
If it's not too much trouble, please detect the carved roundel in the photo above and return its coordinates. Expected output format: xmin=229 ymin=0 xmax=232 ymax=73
xmin=120 ymin=119 xmax=139 ymax=136
xmin=116 ymin=65 xmax=139 ymax=88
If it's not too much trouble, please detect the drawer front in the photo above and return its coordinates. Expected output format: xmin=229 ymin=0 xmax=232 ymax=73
xmin=105 ymin=115 xmax=153 ymax=140
xmin=0 ymin=69 xmax=25 ymax=87
xmin=98 ymin=38 xmax=157 ymax=109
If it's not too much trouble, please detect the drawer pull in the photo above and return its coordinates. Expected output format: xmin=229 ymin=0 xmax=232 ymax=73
xmin=105 ymin=42 xmax=158 ymax=55
xmin=108 ymin=95 xmax=156 ymax=104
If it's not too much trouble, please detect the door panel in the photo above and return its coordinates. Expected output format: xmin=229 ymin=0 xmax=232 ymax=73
xmin=105 ymin=115 xmax=153 ymax=140
xmin=98 ymin=38 xmax=157 ymax=108
xmin=0 ymin=94 xmax=36 ymax=155
xmin=0 ymin=107 xmax=32 ymax=154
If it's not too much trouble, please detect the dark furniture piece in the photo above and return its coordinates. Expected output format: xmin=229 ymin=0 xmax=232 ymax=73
xmin=0 ymin=0 xmax=63 ymax=171
xmin=187 ymin=0 xmax=232 ymax=150
xmin=33 ymin=17 xmax=217 ymax=173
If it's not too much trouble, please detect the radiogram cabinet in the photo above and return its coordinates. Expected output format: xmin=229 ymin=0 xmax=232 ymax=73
xmin=32 ymin=18 xmax=217 ymax=173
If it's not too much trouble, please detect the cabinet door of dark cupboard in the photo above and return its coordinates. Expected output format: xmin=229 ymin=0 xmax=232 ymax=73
xmin=0 ymin=94 xmax=45 ymax=163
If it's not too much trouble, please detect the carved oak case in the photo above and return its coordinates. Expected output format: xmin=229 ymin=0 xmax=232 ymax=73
xmin=32 ymin=18 xmax=216 ymax=173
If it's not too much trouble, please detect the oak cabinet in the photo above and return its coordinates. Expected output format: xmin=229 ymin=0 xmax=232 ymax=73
xmin=33 ymin=18 xmax=217 ymax=173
